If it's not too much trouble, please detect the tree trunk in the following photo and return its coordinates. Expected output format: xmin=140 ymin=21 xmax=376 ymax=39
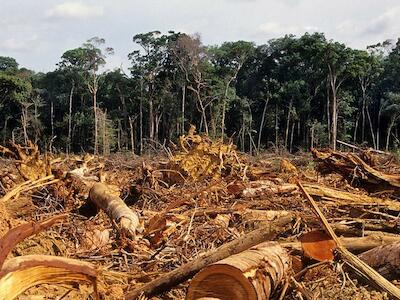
xmin=3 ymin=117 xmax=9 ymax=145
xmin=329 ymin=72 xmax=338 ymax=151
xmin=386 ymin=118 xmax=395 ymax=151
xmin=67 ymin=81 xmax=75 ymax=155
xmin=181 ymin=84 xmax=185 ymax=134
xmin=149 ymin=83 xmax=155 ymax=141
xmin=284 ymin=99 xmax=292 ymax=150
xmin=361 ymin=83 xmax=367 ymax=142
xmin=129 ymin=116 xmax=135 ymax=154
xmin=353 ymin=113 xmax=360 ymax=145
xmin=257 ymin=98 xmax=269 ymax=152
xmin=275 ymin=104 xmax=279 ymax=151
xmin=140 ymin=87 xmax=143 ymax=154
xmin=186 ymin=242 xmax=290 ymax=300
xmin=93 ymin=90 xmax=98 ymax=155
xmin=367 ymin=107 xmax=377 ymax=149
xmin=290 ymin=121 xmax=295 ymax=153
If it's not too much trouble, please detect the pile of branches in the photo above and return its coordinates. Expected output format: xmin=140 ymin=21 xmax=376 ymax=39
xmin=2 ymin=139 xmax=400 ymax=299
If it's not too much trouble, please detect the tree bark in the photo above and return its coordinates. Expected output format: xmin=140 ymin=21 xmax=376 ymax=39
xmin=89 ymin=183 xmax=141 ymax=239
xmin=257 ymin=98 xmax=269 ymax=152
xmin=386 ymin=118 xmax=395 ymax=151
xmin=186 ymin=242 xmax=290 ymax=300
xmin=67 ymin=81 xmax=75 ymax=155
xmin=181 ymin=84 xmax=185 ymax=134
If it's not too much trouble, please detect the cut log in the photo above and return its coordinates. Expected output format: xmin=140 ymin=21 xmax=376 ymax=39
xmin=125 ymin=214 xmax=294 ymax=299
xmin=89 ymin=183 xmax=141 ymax=239
xmin=359 ymin=241 xmax=400 ymax=280
xmin=186 ymin=241 xmax=290 ymax=300
xmin=228 ymin=180 xmax=298 ymax=198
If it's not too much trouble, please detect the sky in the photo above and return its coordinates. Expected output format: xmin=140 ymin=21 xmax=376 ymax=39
xmin=1 ymin=0 xmax=400 ymax=72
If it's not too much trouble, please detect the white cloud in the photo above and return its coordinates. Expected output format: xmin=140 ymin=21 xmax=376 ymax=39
xmin=258 ymin=21 xmax=317 ymax=36
xmin=46 ymin=2 xmax=104 ymax=19
xmin=0 ymin=35 xmax=38 ymax=52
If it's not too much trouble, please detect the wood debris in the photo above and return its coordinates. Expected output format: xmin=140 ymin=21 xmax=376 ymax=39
xmin=1 ymin=139 xmax=400 ymax=299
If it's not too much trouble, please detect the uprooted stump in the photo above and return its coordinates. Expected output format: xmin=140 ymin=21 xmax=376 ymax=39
xmin=0 ymin=141 xmax=51 ymax=181
xmin=89 ymin=183 xmax=142 ymax=239
xmin=165 ymin=125 xmax=245 ymax=183
xmin=186 ymin=242 xmax=291 ymax=300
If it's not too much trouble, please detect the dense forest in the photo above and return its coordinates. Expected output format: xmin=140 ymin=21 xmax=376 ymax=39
xmin=1 ymin=31 xmax=400 ymax=155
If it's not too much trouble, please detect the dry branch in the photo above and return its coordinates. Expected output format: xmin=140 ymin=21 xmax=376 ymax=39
xmin=0 ymin=214 xmax=66 ymax=269
xmin=0 ymin=255 xmax=98 ymax=300
xmin=125 ymin=214 xmax=294 ymax=299
xmin=89 ymin=183 xmax=141 ymax=239
xmin=186 ymin=241 xmax=291 ymax=300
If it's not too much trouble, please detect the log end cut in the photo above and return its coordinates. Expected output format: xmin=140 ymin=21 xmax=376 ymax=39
xmin=186 ymin=264 xmax=257 ymax=300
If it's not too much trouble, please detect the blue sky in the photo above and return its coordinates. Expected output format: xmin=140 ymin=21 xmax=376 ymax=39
xmin=1 ymin=0 xmax=400 ymax=72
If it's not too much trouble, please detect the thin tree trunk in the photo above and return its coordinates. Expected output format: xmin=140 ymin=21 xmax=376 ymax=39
xmin=275 ymin=104 xmax=279 ymax=151
xmin=181 ymin=84 xmax=185 ymax=134
xmin=93 ymin=89 xmax=98 ymax=155
xmin=367 ymin=107 xmax=377 ymax=149
xmin=361 ymin=87 xmax=367 ymax=142
xmin=129 ymin=116 xmax=135 ymax=154
xmin=3 ymin=117 xmax=9 ymax=145
xmin=353 ymin=113 xmax=360 ymax=145
xmin=377 ymin=105 xmax=382 ymax=150
xmin=289 ymin=121 xmax=295 ymax=153
xmin=257 ymin=98 xmax=269 ymax=152
xmin=140 ymin=82 xmax=143 ymax=154
xmin=310 ymin=123 xmax=315 ymax=149
xmin=386 ymin=118 xmax=395 ymax=151
xmin=67 ymin=81 xmax=75 ymax=155
xmin=284 ymin=99 xmax=292 ymax=149
xmin=50 ymin=100 xmax=54 ymax=140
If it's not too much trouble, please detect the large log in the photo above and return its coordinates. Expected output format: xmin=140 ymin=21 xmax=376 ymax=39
xmin=186 ymin=241 xmax=290 ymax=300
xmin=125 ymin=214 xmax=293 ymax=299
xmin=89 ymin=183 xmax=141 ymax=239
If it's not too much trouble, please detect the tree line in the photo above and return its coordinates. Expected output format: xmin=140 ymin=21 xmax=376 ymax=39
xmin=1 ymin=31 xmax=400 ymax=155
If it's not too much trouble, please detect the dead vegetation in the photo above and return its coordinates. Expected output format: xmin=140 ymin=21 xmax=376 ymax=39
xmin=2 ymin=135 xmax=400 ymax=299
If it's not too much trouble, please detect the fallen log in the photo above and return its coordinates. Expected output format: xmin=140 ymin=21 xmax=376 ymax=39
xmin=359 ymin=241 xmax=400 ymax=280
xmin=89 ymin=183 xmax=141 ymax=239
xmin=303 ymin=183 xmax=400 ymax=211
xmin=186 ymin=241 xmax=291 ymax=300
xmin=0 ymin=255 xmax=98 ymax=300
xmin=125 ymin=213 xmax=294 ymax=299
xmin=227 ymin=180 xmax=298 ymax=198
